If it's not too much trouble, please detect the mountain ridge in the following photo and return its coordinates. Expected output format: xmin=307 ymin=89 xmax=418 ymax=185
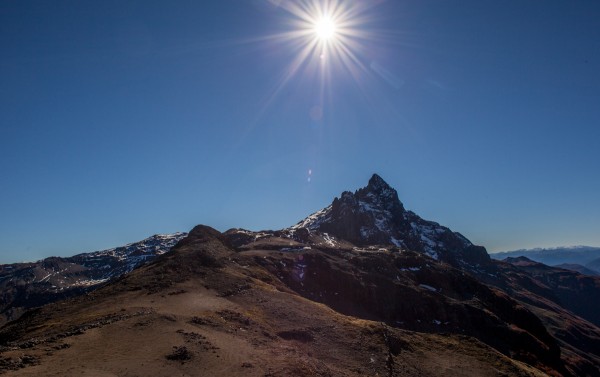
xmin=1 ymin=174 xmax=599 ymax=376
xmin=491 ymin=246 xmax=600 ymax=274
xmin=0 ymin=224 xmax=573 ymax=376
xmin=0 ymin=232 xmax=187 ymax=326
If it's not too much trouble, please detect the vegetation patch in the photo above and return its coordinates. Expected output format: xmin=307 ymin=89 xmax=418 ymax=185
xmin=277 ymin=329 xmax=314 ymax=343
xmin=165 ymin=346 xmax=193 ymax=362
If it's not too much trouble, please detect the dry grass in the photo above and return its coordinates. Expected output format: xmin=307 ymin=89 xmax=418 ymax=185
xmin=0 ymin=230 xmax=563 ymax=376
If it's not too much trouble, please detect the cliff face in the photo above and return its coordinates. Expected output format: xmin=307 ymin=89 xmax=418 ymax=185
xmin=292 ymin=174 xmax=490 ymax=267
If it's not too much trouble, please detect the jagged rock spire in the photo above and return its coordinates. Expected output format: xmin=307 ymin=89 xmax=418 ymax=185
xmin=367 ymin=173 xmax=391 ymax=191
xmin=291 ymin=174 xmax=490 ymax=267
xmin=356 ymin=174 xmax=405 ymax=214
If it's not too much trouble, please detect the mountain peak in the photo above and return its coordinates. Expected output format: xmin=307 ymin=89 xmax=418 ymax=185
xmin=367 ymin=173 xmax=391 ymax=191
xmin=358 ymin=174 xmax=403 ymax=212
xmin=291 ymin=174 xmax=490 ymax=267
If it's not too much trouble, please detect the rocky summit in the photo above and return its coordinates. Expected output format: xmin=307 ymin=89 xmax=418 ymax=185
xmin=1 ymin=175 xmax=599 ymax=376
xmin=292 ymin=174 xmax=490 ymax=268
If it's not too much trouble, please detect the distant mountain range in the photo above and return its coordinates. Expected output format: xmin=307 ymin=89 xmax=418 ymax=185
xmin=1 ymin=175 xmax=599 ymax=376
xmin=491 ymin=246 xmax=600 ymax=275
xmin=0 ymin=232 xmax=187 ymax=325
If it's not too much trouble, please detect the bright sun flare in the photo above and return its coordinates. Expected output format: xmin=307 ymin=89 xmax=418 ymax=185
xmin=314 ymin=16 xmax=336 ymax=41
xmin=262 ymin=0 xmax=379 ymax=105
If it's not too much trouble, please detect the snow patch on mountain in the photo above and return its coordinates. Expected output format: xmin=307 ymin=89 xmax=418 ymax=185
xmin=292 ymin=205 xmax=333 ymax=230
xmin=0 ymin=231 xmax=188 ymax=325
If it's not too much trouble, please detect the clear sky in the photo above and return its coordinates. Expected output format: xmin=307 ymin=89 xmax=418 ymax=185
xmin=1 ymin=1 xmax=599 ymax=263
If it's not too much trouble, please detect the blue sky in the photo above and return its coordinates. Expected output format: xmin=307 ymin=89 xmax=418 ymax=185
xmin=1 ymin=1 xmax=599 ymax=263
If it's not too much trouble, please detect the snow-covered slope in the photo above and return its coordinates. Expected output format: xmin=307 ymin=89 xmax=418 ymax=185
xmin=69 ymin=232 xmax=187 ymax=281
xmin=0 ymin=232 xmax=187 ymax=325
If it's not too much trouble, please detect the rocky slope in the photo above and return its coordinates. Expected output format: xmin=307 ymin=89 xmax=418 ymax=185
xmin=485 ymin=257 xmax=600 ymax=328
xmin=0 ymin=226 xmax=565 ymax=376
xmin=1 ymin=175 xmax=599 ymax=376
xmin=290 ymin=174 xmax=490 ymax=269
xmin=0 ymin=233 xmax=186 ymax=326
xmin=476 ymin=256 xmax=600 ymax=376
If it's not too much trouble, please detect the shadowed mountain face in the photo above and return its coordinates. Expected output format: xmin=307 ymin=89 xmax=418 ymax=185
xmin=485 ymin=257 xmax=600 ymax=328
xmin=292 ymin=174 xmax=490 ymax=268
xmin=1 ymin=176 xmax=599 ymax=376
xmin=554 ymin=263 xmax=599 ymax=276
xmin=587 ymin=257 xmax=600 ymax=273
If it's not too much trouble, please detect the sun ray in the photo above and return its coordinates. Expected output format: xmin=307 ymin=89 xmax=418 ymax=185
xmin=251 ymin=0 xmax=387 ymax=123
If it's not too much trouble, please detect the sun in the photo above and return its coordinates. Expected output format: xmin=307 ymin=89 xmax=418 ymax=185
xmin=314 ymin=15 xmax=336 ymax=41
xmin=258 ymin=0 xmax=381 ymax=109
